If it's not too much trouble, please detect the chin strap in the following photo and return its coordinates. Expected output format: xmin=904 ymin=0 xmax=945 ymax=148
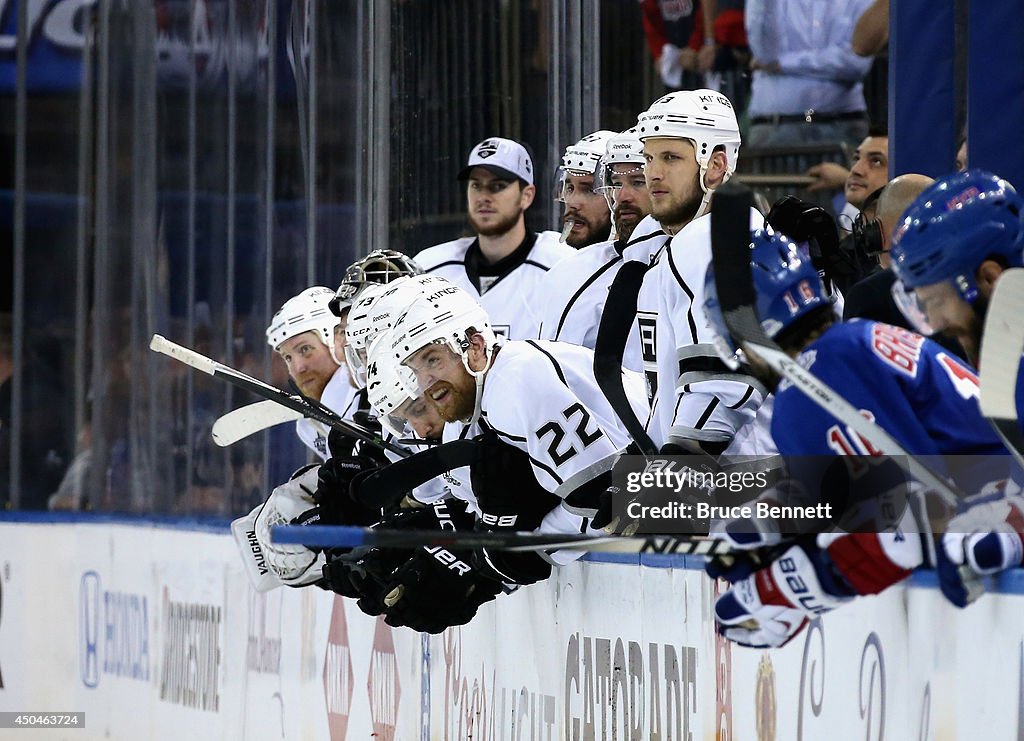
xmin=694 ymin=168 xmax=733 ymax=221
xmin=327 ymin=344 xmax=344 ymax=368
xmin=460 ymin=341 xmax=499 ymax=427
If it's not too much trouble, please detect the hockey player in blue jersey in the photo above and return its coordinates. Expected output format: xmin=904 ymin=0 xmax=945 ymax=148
xmin=700 ymin=227 xmax=1009 ymax=647
xmin=886 ymin=169 xmax=1024 ymax=607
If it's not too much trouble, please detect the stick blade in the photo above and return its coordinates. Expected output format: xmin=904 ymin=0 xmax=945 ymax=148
xmin=212 ymin=400 xmax=304 ymax=446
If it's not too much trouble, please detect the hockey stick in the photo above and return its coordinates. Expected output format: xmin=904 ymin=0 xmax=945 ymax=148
xmin=979 ymin=268 xmax=1024 ymax=459
xmin=272 ymin=523 xmax=735 ymax=556
xmin=212 ymin=400 xmax=304 ymax=446
xmin=709 ymin=182 xmax=963 ymax=510
xmin=150 ymin=334 xmax=410 ymax=458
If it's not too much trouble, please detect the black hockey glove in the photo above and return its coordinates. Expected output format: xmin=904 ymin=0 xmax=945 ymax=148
xmin=471 ymin=431 xmax=561 ymax=532
xmin=321 ymin=498 xmax=478 ymax=619
xmin=311 ymin=453 xmax=386 ymax=527
xmin=381 ymin=547 xmax=504 ymax=633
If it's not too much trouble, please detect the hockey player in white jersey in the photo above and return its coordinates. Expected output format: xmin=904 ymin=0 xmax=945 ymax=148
xmin=557 ymin=130 xmax=616 ymax=248
xmin=536 ymin=127 xmax=650 ymax=372
xmin=413 ymin=137 xmax=573 ymax=339
xmin=390 ymin=279 xmax=649 ymax=584
xmin=638 ymin=89 xmax=771 ymax=456
xmin=237 ymin=255 xmax=423 ymax=591
xmin=266 ymin=286 xmax=359 ymax=459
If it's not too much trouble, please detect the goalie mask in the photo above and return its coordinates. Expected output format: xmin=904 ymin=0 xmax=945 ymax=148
xmin=636 ymin=89 xmax=741 ymax=218
xmin=329 ymin=249 xmax=423 ymax=317
xmin=266 ymin=286 xmax=342 ymax=364
xmin=389 ymin=280 xmax=498 ymax=426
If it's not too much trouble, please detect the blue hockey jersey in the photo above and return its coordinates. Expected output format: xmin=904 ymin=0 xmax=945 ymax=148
xmin=772 ymin=320 xmax=1007 ymax=460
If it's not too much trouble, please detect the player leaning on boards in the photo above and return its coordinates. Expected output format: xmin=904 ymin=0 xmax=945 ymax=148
xmin=536 ymin=127 xmax=651 ymax=371
xmin=235 ymin=253 xmax=423 ymax=591
xmin=389 ymin=278 xmax=649 ymax=585
xmin=413 ymin=137 xmax=574 ymax=340
xmin=699 ymin=227 xmax=1011 ymax=648
xmin=265 ymin=286 xmax=357 ymax=460
xmin=887 ymin=169 xmax=1024 ymax=607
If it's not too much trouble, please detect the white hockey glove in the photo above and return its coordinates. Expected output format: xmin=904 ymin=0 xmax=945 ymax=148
xmin=938 ymin=490 xmax=1024 ymax=607
xmin=252 ymin=465 xmax=327 ymax=588
xmin=714 ymin=540 xmax=853 ymax=648
xmin=715 ymin=514 xmax=924 ymax=649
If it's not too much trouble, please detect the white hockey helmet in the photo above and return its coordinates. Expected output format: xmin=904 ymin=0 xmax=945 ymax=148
xmin=365 ymin=331 xmax=419 ymax=438
xmin=344 ymin=274 xmax=449 ymax=387
xmin=557 ymin=130 xmax=618 ymax=204
xmin=596 ymin=127 xmax=646 ymax=209
xmin=636 ymin=89 xmax=741 ymax=183
xmin=329 ymin=249 xmax=422 ymax=317
xmin=265 ymin=286 xmax=340 ymax=356
xmin=389 ymin=280 xmax=498 ymax=424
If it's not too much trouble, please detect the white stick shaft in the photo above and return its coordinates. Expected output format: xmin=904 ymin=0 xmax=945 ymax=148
xmin=150 ymin=334 xmax=218 ymax=375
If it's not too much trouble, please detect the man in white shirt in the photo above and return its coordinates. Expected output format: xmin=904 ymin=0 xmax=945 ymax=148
xmin=413 ymin=137 xmax=574 ymax=340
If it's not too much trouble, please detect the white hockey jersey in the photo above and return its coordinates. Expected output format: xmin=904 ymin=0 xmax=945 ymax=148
xmin=535 ymin=237 xmax=644 ymax=372
xmin=414 ymin=231 xmax=573 ymax=340
xmin=295 ymin=366 xmax=362 ymax=460
xmin=473 ymin=339 xmax=648 ymax=563
xmin=617 ymin=216 xmax=672 ymax=446
xmin=651 ymin=207 xmax=774 ymax=455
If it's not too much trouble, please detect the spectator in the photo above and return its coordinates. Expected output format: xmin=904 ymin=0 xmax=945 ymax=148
xmin=745 ymin=0 xmax=875 ymax=150
xmin=414 ymin=137 xmax=573 ymax=340
xmin=48 ymin=420 xmax=93 ymax=511
xmin=700 ymin=0 xmax=750 ymax=75
xmin=641 ymin=0 xmax=714 ymax=89
xmin=841 ymin=173 xmax=968 ymax=359
xmin=807 ymin=126 xmax=889 ymax=228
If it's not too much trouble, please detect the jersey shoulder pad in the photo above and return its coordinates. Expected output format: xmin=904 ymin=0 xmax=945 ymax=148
xmin=413 ymin=237 xmax=474 ymax=269
xmin=545 ymin=239 xmax=619 ymax=279
xmin=530 ymin=231 xmax=577 ymax=265
xmin=482 ymin=342 xmax=567 ymax=429
xmin=848 ymin=320 xmax=929 ymax=380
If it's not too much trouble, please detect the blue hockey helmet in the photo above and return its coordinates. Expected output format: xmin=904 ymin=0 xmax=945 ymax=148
xmin=890 ymin=170 xmax=1024 ymax=303
xmin=704 ymin=229 xmax=832 ymax=362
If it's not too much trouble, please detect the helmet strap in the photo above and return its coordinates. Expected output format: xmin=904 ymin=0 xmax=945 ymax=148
xmin=326 ymin=341 xmax=344 ymax=368
xmin=695 ymin=151 xmax=733 ymax=221
xmin=458 ymin=338 xmax=496 ymax=426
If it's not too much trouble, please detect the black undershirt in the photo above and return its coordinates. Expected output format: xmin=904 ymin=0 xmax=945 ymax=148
xmin=464 ymin=231 xmax=539 ymax=295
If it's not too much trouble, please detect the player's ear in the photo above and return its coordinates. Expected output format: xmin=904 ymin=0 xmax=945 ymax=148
xmin=705 ymin=148 xmax=729 ymax=190
xmin=466 ymin=331 xmax=488 ymax=371
xmin=976 ymin=259 xmax=1004 ymax=298
xmin=520 ymin=182 xmax=536 ymax=209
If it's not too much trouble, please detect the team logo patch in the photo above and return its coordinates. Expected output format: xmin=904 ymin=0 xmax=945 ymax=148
xmin=946 ymin=186 xmax=980 ymax=211
xmin=476 ymin=140 xmax=499 ymax=159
